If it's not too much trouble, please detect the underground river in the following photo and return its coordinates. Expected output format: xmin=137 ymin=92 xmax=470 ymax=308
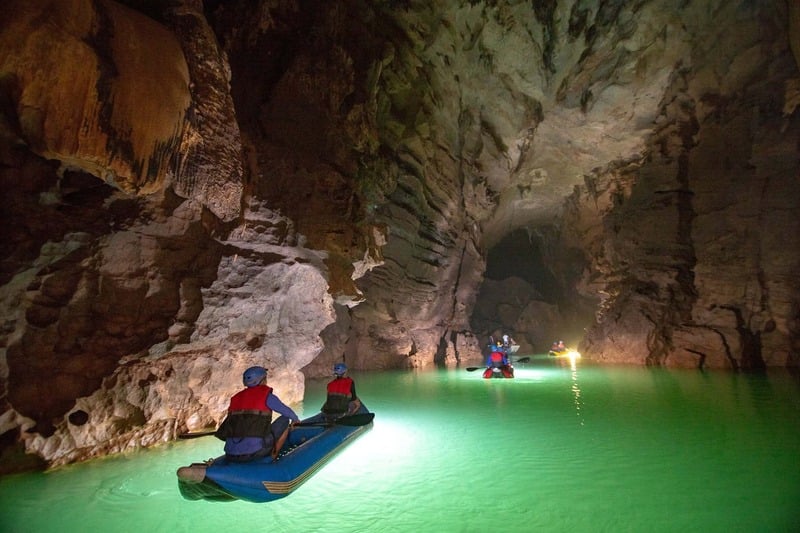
xmin=1 ymin=356 xmax=798 ymax=532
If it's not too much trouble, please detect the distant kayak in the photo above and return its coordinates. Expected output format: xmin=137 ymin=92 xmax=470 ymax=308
xmin=549 ymin=349 xmax=580 ymax=359
xmin=177 ymin=407 xmax=374 ymax=503
xmin=465 ymin=356 xmax=528 ymax=378
xmin=483 ymin=365 xmax=514 ymax=379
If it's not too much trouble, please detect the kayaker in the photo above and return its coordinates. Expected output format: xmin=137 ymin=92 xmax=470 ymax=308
xmin=485 ymin=343 xmax=513 ymax=378
xmin=214 ymin=366 xmax=301 ymax=462
xmin=550 ymin=340 xmax=565 ymax=351
xmin=501 ymin=333 xmax=517 ymax=353
xmin=321 ymin=363 xmax=361 ymax=420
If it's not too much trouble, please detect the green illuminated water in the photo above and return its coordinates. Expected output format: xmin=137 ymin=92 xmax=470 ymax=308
xmin=1 ymin=357 xmax=799 ymax=532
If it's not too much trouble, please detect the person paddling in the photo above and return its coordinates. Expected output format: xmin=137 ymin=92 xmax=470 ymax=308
xmin=214 ymin=366 xmax=300 ymax=462
xmin=321 ymin=363 xmax=362 ymax=420
xmin=501 ymin=333 xmax=517 ymax=352
xmin=483 ymin=343 xmax=513 ymax=378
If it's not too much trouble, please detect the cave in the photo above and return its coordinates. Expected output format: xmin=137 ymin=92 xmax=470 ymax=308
xmin=471 ymin=227 xmax=592 ymax=352
xmin=0 ymin=0 xmax=798 ymax=471
xmin=485 ymin=230 xmax=558 ymax=297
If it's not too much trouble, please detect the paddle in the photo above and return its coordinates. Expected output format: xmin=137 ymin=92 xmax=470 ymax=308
xmin=177 ymin=412 xmax=375 ymax=439
xmin=178 ymin=430 xmax=217 ymax=439
xmin=465 ymin=356 xmax=530 ymax=372
xmin=295 ymin=412 xmax=375 ymax=427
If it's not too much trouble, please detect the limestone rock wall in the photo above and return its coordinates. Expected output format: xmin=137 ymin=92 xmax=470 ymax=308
xmin=1 ymin=0 xmax=187 ymax=195
xmin=0 ymin=0 xmax=254 ymax=469
xmin=208 ymin=0 xmax=488 ymax=369
xmin=562 ymin=7 xmax=800 ymax=368
xmin=0 ymin=0 xmax=242 ymax=221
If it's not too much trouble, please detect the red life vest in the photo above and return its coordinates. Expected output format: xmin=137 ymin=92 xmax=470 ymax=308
xmin=489 ymin=351 xmax=505 ymax=364
xmin=323 ymin=377 xmax=354 ymax=414
xmin=215 ymin=385 xmax=273 ymax=440
xmin=228 ymin=385 xmax=273 ymax=413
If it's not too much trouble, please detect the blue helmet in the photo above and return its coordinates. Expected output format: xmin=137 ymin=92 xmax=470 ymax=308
xmin=243 ymin=366 xmax=267 ymax=387
xmin=333 ymin=363 xmax=347 ymax=376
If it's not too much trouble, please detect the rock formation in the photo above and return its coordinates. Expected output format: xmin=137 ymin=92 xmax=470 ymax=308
xmin=0 ymin=0 xmax=797 ymax=470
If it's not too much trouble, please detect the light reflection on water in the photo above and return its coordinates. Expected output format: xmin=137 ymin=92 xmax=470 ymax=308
xmin=1 ymin=358 xmax=799 ymax=532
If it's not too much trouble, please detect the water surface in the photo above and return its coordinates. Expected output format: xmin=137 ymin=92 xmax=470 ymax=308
xmin=1 ymin=357 xmax=798 ymax=532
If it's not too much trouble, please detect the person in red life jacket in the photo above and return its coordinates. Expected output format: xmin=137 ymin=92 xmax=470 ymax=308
xmin=214 ymin=366 xmax=300 ymax=462
xmin=321 ymin=363 xmax=361 ymax=420
xmin=483 ymin=343 xmax=513 ymax=378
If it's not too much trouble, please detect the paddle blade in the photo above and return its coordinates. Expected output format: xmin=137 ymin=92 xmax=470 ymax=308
xmin=178 ymin=430 xmax=217 ymax=440
xmin=335 ymin=412 xmax=375 ymax=426
xmin=515 ymin=357 xmax=530 ymax=363
xmin=296 ymin=412 xmax=375 ymax=428
xmin=465 ymin=367 xmax=484 ymax=372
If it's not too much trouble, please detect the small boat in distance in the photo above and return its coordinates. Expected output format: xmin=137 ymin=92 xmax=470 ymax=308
xmin=548 ymin=340 xmax=576 ymax=358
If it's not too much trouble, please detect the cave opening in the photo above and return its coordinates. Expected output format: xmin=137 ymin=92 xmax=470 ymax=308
xmin=484 ymin=229 xmax=560 ymax=302
xmin=470 ymin=227 xmax=571 ymax=353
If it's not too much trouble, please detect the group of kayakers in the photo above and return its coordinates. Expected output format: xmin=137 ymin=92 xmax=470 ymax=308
xmin=215 ymin=363 xmax=361 ymax=463
xmin=216 ymin=334 xmax=569 ymax=460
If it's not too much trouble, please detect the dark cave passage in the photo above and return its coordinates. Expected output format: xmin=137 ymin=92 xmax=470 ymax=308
xmin=470 ymin=228 xmax=572 ymax=353
xmin=484 ymin=229 xmax=560 ymax=301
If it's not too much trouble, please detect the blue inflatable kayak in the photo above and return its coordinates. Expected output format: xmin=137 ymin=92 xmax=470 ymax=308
xmin=177 ymin=408 xmax=374 ymax=503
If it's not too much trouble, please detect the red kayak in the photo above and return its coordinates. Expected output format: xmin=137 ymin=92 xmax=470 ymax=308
xmin=483 ymin=365 xmax=514 ymax=379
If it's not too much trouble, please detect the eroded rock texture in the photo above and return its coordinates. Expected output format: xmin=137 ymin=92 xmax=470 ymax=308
xmin=562 ymin=5 xmax=800 ymax=370
xmin=0 ymin=0 xmax=797 ymax=470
